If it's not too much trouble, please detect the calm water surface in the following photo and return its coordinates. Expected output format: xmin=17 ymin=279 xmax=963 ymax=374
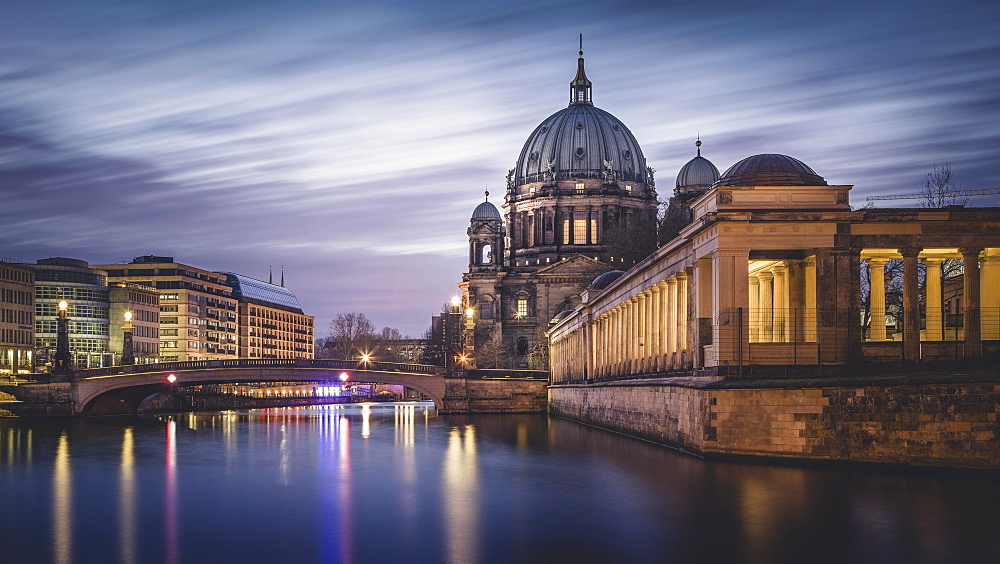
xmin=1 ymin=402 xmax=998 ymax=563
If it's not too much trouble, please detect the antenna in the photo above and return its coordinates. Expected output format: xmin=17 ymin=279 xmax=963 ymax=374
xmin=579 ymin=33 xmax=583 ymax=55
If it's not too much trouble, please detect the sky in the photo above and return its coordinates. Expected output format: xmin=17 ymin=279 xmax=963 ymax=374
xmin=2 ymin=0 xmax=999 ymax=337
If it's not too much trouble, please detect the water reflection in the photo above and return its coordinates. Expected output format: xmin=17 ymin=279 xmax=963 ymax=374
xmin=119 ymin=427 xmax=136 ymax=564
xmin=164 ymin=419 xmax=178 ymax=564
xmin=52 ymin=431 xmax=71 ymax=564
xmin=361 ymin=404 xmax=371 ymax=438
xmin=443 ymin=424 xmax=479 ymax=563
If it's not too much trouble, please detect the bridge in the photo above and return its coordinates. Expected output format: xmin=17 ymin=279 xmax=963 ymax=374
xmin=1 ymin=359 xmax=549 ymax=416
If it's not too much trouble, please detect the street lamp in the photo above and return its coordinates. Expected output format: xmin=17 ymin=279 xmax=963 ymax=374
xmin=121 ymin=310 xmax=135 ymax=366
xmin=52 ymin=300 xmax=72 ymax=380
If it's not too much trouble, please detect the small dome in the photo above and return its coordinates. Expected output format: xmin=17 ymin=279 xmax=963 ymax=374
xmin=676 ymin=156 xmax=720 ymax=190
xmin=717 ymin=154 xmax=826 ymax=186
xmin=471 ymin=200 xmax=502 ymax=222
xmin=590 ymin=270 xmax=625 ymax=290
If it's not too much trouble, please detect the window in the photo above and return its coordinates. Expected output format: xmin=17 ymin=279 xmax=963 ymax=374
xmin=625 ymin=184 xmax=632 ymax=193
xmin=160 ymin=329 xmax=178 ymax=336
xmin=516 ymin=337 xmax=529 ymax=356
xmin=590 ymin=219 xmax=599 ymax=243
xmin=162 ymin=317 xmax=178 ymax=324
xmin=480 ymin=302 xmax=493 ymax=320
xmin=161 ymin=341 xmax=178 ymax=349
xmin=575 ymin=182 xmax=585 ymax=193
xmin=481 ymin=244 xmax=492 ymax=265
xmin=574 ymin=220 xmax=587 ymax=244
xmin=516 ymin=299 xmax=528 ymax=318
xmin=160 ymin=305 xmax=178 ymax=312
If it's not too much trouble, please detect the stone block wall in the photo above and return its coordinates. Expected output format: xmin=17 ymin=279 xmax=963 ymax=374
xmin=549 ymin=378 xmax=1000 ymax=469
xmin=442 ymin=378 xmax=548 ymax=413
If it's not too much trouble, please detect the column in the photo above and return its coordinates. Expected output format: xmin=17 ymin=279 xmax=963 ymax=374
xmin=814 ymin=248 xmax=862 ymax=364
xmin=676 ymin=271 xmax=688 ymax=360
xmin=773 ymin=264 xmax=787 ymax=342
xmin=712 ymin=248 xmax=751 ymax=369
xmin=638 ymin=292 xmax=648 ymax=368
xmin=901 ymin=248 xmax=921 ymax=361
xmin=962 ymin=248 xmax=983 ymax=357
xmin=629 ymin=298 xmax=639 ymax=372
xmin=650 ymin=285 xmax=662 ymax=362
xmin=749 ymin=277 xmax=760 ymax=343
xmin=981 ymin=254 xmax=1000 ymax=340
xmin=868 ymin=259 xmax=887 ymax=341
xmin=924 ymin=258 xmax=943 ymax=341
xmin=686 ymin=267 xmax=696 ymax=359
xmin=758 ymin=271 xmax=774 ymax=342
xmin=665 ymin=278 xmax=677 ymax=358
xmin=694 ymin=258 xmax=713 ymax=368
xmin=804 ymin=256 xmax=817 ymax=342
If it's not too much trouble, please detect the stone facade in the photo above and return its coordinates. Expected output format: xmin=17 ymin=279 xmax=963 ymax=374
xmin=550 ymin=376 xmax=1000 ymax=469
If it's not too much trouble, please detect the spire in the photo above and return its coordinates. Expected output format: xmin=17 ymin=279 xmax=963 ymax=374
xmin=484 ymin=189 xmax=490 ymax=202
xmin=268 ymin=265 xmax=273 ymax=284
xmin=569 ymin=33 xmax=592 ymax=106
xmin=280 ymin=265 xmax=285 ymax=287
xmin=696 ymin=135 xmax=702 ymax=157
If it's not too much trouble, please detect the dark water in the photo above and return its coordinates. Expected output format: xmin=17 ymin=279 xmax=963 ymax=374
xmin=1 ymin=403 xmax=998 ymax=564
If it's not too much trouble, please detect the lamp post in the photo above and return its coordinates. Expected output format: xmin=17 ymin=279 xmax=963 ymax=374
xmin=52 ymin=300 xmax=72 ymax=381
xmin=122 ymin=311 xmax=135 ymax=366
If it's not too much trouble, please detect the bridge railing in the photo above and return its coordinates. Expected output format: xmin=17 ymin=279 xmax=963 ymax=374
xmin=74 ymin=358 xmax=442 ymax=378
xmin=467 ymin=369 xmax=550 ymax=380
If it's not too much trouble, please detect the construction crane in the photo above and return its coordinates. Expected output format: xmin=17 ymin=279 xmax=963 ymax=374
xmin=866 ymin=187 xmax=1000 ymax=201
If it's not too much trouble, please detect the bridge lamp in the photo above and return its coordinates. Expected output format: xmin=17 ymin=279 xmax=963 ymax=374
xmin=465 ymin=308 xmax=474 ymax=318
xmin=360 ymin=353 xmax=371 ymax=363
xmin=58 ymin=300 xmax=68 ymax=311
xmin=166 ymin=373 xmax=177 ymax=384
xmin=339 ymin=372 xmax=350 ymax=381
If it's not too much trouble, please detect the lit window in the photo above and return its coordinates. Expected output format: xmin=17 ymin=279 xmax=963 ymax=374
xmin=575 ymin=182 xmax=585 ymax=193
xmin=574 ymin=220 xmax=587 ymax=243
xmin=625 ymin=184 xmax=632 ymax=192
xmin=516 ymin=299 xmax=528 ymax=318
xmin=529 ymin=187 xmax=536 ymax=194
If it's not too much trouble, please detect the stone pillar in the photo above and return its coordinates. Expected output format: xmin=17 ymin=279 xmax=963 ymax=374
xmin=962 ymin=248 xmax=983 ymax=358
xmin=694 ymin=257 xmax=713 ymax=368
xmin=773 ymin=264 xmax=788 ymax=342
xmin=901 ymin=248 xmax=922 ymax=361
xmin=637 ymin=293 xmax=647 ymax=369
xmin=749 ymin=277 xmax=760 ymax=343
xmin=665 ymin=278 xmax=677 ymax=358
xmin=804 ymin=256 xmax=817 ymax=342
xmin=713 ymin=248 xmax=751 ymax=371
xmin=815 ymin=248 xmax=862 ymax=365
xmin=630 ymin=297 xmax=639 ymax=372
xmin=686 ymin=267 xmax=696 ymax=363
xmin=758 ymin=271 xmax=774 ymax=342
xmin=650 ymin=285 xmax=662 ymax=363
xmin=868 ymin=259 xmax=887 ymax=341
xmin=676 ymin=271 xmax=688 ymax=360
xmin=981 ymin=254 xmax=1000 ymax=340
xmin=924 ymin=258 xmax=943 ymax=341
xmin=787 ymin=260 xmax=806 ymax=343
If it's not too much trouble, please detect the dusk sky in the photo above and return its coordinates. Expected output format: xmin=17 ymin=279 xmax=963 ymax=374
xmin=3 ymin=0 xmax=999 ymax=336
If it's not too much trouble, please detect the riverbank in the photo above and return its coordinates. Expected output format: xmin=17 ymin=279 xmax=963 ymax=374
xmin=548 ymin=371 xmax=1000 ymax=470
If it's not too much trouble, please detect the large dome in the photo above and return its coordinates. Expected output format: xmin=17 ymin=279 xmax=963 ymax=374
xmin=718 ymin=154 xmax=826 ymax=186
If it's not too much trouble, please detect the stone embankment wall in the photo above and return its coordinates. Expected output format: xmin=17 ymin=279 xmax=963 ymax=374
xmin=0 ymin=383 xmax=75 ymax=416
xmin=549 ymin=377 xmax=1000 ymax=469
xmin=442 ymin=378 xmax=548 ymax=413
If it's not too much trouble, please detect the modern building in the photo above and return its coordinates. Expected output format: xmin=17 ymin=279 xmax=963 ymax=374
xmin=0 ymin=260 xmax=35 ymax=374
xmin=218 ymin=273 xmax=314 ymax=359
xmin=93 ymin=257 xmax=239 ymax=362
xmin=33 ymin=258 xmax=112 ymax=369
xmin=108 ymin=283 xmax=160 ymax=364
xmin=460 ymin=49 xmax=659 ymax=368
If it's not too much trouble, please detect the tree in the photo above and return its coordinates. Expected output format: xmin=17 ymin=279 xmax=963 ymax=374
xmin=921 ymin=163 xmax=967 ymax=208
xmin=524 ymin=328 xmax=550 ymax=371
xmin=474 ymin=325 xmax=512 ymax=369
xmin=328 ymin=312 xmax=376 ymax=360
xmin=603 ymin=210 xmax=658 ymax=266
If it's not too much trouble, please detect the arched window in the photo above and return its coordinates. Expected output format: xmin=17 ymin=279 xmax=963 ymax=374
xmin=481 ymin=244 xmax=492 ymax=265
xmin=480 ymin=301 xmax=493 ymax=320
xmin=516 ymin=336 xmax=529 ymax=356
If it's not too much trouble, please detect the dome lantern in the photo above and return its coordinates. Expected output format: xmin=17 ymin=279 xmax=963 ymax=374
xmin=570 ymin=34 xmax=592 ymax=106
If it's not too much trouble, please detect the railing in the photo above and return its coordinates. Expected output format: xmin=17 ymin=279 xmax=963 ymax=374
xmin=467 ymin=369 xmax=549 ymax=380
xmin=74 ymin=358 xmax=444 ymax=378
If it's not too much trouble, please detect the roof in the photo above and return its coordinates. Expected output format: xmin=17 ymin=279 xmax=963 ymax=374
xmin=718 ymin=154 xmax=826 ymax=186
xmin=472 ymin=200 xmax=502 ymax=222
xmin=590 ymin=270 xmax=625 ymax=289
xmin=218 ymin=272 xmax=303 ymax=312
xmin=676 ymin=155 xmax=720 ymax=190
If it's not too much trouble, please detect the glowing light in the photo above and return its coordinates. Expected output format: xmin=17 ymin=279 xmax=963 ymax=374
xmin=339 ymin=372 xmax=350 ymax=381
xmin=166 ymin=373 xmax=177 ymax=384
xmin=58 ymin=301 xmax=68 ymax=311
xmin=360 ymin=353 xmax=371 ymax=362
xmin=465 ymin=308 xmax=474 ymax=318
xmin=123 ymin=311 xmax=132 ymax=321
xmin=451 ymin=295 xmax=461 ymax=307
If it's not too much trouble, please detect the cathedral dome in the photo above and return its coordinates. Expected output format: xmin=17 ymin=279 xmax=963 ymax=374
xmin=717 ymin=154 xmax=826 ymax=186
xmin=471 ymin=200 xmax=502 ymax=222
xmin=514 ymin=54 xmax=647 ymax=186
xmin=676 ymin=139 xmax=720 ymax=190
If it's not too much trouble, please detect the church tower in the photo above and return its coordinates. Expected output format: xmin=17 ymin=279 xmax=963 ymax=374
xmin=468 ymin=191 xmax=505 ymax=273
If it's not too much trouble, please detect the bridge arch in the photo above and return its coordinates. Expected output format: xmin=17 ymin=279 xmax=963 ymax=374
xmin=73 ymin=361 xmax=448 ymax=415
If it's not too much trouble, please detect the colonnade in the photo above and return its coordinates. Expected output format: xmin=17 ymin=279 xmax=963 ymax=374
xmin=865 ymin=248 xmax=1000 ymax=348
xmin=748 ymin=259 xmax=817 ymax=343
xmin=592 ymin=270 xmax=692 ymax=376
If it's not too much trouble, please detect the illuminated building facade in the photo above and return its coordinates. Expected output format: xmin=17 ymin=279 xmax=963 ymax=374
xmin=94 ymin=256 xmax=239 ymax=362
xmin=460 ymin=50 xmax=658 ymax=368
xmin=33 ymin=258 xmax=112 ymax=369
xmin=108 ymin=283 xmax=160 ymax=364
xmin=0 ymin=261 xmax=34 ymax=374
xmin=218 ymin=273 xmax=314 ymax=359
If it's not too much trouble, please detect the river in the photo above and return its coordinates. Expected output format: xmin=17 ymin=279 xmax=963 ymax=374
xmin=1 ymin=403 xmax=997 ymax=563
